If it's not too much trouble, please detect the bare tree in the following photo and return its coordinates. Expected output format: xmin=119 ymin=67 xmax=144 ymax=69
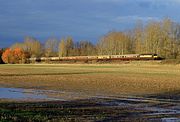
xmin=45 ymin=38 xmax=58 ymax=57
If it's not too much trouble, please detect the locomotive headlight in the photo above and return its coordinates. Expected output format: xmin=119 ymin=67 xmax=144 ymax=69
xmin=154 ymin=56 xmax=158 ymax=58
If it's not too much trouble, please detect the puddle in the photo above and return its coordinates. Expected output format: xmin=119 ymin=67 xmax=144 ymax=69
xmin=0 ymin=87 xmax=88 ymax=101
xmin=0 ymin=87 xmax=48 ymax=100
xmin=161 ymin=117 xmax=179 ymax=122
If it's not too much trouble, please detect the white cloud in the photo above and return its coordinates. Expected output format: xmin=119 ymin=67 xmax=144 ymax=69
xmin=92 ymin=0 xmax=180 ymax=4
xmin=92 ymin=0 xmax=179 ymax=2
xmin=90 ymin=0 xmax=125 ymax=3
xmin=92 ymin=0 xmax=122 ymax=1
xmin=114 ymin=15 xmax=160 ymax=23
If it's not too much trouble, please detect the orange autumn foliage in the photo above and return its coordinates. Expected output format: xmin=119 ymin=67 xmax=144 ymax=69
xmin=2 ymin=48 xmax=12 ymax=64
xmin=13 ymin=48 xmax=25 ymax=63
xmin=2 ymin=48 xmax=28 ymax=64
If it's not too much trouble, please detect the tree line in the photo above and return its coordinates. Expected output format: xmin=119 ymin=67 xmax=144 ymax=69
xmin=98 ymin=18 xmax=180 ymax=59
xmin=1 ymin=18 xmax=180 ymax=64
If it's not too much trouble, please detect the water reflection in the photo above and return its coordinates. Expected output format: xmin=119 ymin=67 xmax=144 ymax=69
xmin=0 ymin=87 xmax=180 ymax=121
xmin=0 ymin=87 xmax=47 ymax=100
xmin=0 ymin=87 xmax=84 ymax=101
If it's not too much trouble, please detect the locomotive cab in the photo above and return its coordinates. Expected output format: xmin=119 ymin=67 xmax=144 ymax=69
xmin=153 ymin=54 xmax=158 ymax=59
xmin=140 ymin=53 xmax=159 ymax=60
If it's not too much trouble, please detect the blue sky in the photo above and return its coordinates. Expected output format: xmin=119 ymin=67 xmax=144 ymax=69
xmin=0 ymin=0 xmax=180 ymax=48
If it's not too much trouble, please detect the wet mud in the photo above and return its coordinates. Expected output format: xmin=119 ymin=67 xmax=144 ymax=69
xmin=0 ymin=87 xmax=179 ymax=121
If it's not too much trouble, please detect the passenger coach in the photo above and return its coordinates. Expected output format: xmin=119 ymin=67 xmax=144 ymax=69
xmin=28 ymin=53 xmax=161 ymax=63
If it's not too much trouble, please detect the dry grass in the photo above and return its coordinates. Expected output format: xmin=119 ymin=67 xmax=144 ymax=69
xmin=0 ymin=63 xmax=180 ymax=96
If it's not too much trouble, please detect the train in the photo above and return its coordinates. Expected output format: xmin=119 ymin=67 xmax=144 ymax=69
xmin=28 ymin=53 xmax=162 ymax=63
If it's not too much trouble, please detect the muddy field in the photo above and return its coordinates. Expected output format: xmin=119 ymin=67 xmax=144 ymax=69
xmin=0 ymin=63 xmax=180 ymax=95
xmin=0 ymin=92 xmax=180 ymax=121
xmin=0 ymin=63 xmax=180 ymax=121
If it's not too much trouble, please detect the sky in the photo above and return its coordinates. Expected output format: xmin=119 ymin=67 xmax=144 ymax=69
xmin=1 ymin=0 xmax=180 ymax=48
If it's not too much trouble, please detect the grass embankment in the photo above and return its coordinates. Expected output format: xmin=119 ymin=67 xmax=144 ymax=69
xmin=0 ymin=62 xmax=180 ymax=96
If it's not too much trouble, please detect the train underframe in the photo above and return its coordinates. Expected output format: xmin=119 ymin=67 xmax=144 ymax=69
xmin=29 ymin=57 xmax=160 ymax=64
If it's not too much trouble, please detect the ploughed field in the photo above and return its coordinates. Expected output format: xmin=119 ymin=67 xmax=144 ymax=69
xmin=0 ymin=62 xmax=180 ymax=121
xmin=0 ymin=62 xmax=180 ymax=95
